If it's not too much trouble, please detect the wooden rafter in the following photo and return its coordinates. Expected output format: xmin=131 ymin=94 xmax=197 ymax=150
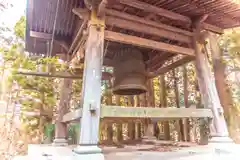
xmin=115 ymin=0 xmax=224 ymax=34
xmin=148 ymin=56 xmax=194 ymax=78
xmin=118 ymin=0 xmax=192 ymax=24
xmin=105 ymin=9 xmax=193 ymax=36
xmin=106 ymin=16 xmax=192 ymax=43
xmin=104 ymin=30 xmax=195 ymax=56
xmin=149 ymin=53 xmax=175 ymax=71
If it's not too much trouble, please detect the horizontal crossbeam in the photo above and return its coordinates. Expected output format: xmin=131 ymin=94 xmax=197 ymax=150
xmin=62 ymin=105 xmax=213 ymax=123
xmin=148 ymin=56 xmax=194 ymax=78
xmin=105 ymin=30 xmax=195 ymax=56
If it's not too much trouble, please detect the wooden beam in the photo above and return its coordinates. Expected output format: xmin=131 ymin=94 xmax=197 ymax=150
xmin=118 ymin=0 xmax=191 ymax=24
xmin=105 ymin=9 xmax=193 ymax=36
xmin=16 ymin=70 xmax=112 ymax=80
xmin=77 ymin=9 xmax=105 ymax=146
xmin=202 ymin=23 xmax=224 ymax=34
xmin=72 ymin=8 xmax=89 ymax=20
xmin=106 ymin=16 xmax=192 ymax=43
xmin=67 ymin=20 xmax=87 ymax=55
xmin=193 ymin=29 xmax=229 ymax=137
xmin=148 ymin=53 xmax=175 ymax=71
xmin=105 ymin=30 xmax=195 ymax=56
xmin=55 ymin=40 xmax=70 ymax=52
xmin=54 ymin=78 xmax=72 ymax=143
xmin=62 ymin=105 xmax=213 ymax=122
xmin=115 ymin=0 xmax=223 ymax=34
xmin=148 ymin=56 xmax=194 ymax=78
xmin=97 ymin=0 xmax=108 ymax=17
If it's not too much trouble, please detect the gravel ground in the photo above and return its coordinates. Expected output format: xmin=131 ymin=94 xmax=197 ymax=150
xmin=13 ymin=140 xmax=240 ymax=160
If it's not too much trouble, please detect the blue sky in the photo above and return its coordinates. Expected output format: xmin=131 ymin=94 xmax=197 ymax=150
xmin=0 ymin=0 xmax=26 ymax=29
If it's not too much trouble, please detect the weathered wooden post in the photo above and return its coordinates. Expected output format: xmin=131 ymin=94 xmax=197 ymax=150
xmin=159 ymin=75 xmax=171 ymax=140
xmin=183 ymin=65 xmax=191 ymax=142
xmin=106 ymin=80 xmax=113 ymax=144
xmin=127 ymin=96 xmax=136 ymax=141
xmin=143 ymin=80 xmax=156 ymax=141
xmin=73 ymin=9 xmax=105 ymax=159
xmin=207 ymin=32 xmax=233 ymax=126
xmin=173 ymin=68 xmax=184 ymax=141
xmin=53 ymin=57 xmax=72 ymax=146
xmin=135 ymin=95 xmax=142 ymax=140
xmin=193 ymin=25 xmax=232 ymax=144
xmin=115 ymin=95 xmax=123 ymax=143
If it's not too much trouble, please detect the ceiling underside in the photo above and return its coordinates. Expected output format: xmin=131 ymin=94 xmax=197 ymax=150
xmin=25 ymin=0 xmax=240 ymax=70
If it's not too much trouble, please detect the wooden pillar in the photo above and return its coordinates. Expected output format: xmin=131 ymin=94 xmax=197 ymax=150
xmin=183 ymin=65 xmax=191 ymax=142
xmin=127 ymin=96 xmax=136 ymax=141
xmin=207 ymin=32 xmax=233 ymax=126
xmin=73 ymin=9 xmax=105 ymax=159
xmin=53 ymin=72 xmax=72 ymax=146
xmin=115 ymin=95 xmax=123 ymax=142
xmin=193 ymin=29 xmax=231 ymax=143
xmin=173 ymin=68 xmax=184 ymax=141
xmin=106 ymin=91 xmax=113 ymax=143
xmin=135 ymin=95 xmax=142 ymax=140
xmin=159 ymin=75 xmax=171 ymax=140
xmin=143 ymin=80 xmax=155 ymax=140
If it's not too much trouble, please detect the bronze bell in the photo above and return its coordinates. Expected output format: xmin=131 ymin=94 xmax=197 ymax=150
xmin=112 ymin=48 xmax=147 ymax=95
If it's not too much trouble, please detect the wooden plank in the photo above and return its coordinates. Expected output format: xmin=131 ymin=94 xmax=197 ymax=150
xmin=105 ymin=9 xmax=193 ymax=36
xmin=106 ymin=16 xmax=192 ymax=43
xmin=62 ymin=105 xmax=213 ymax=122
xmin=118 ymin=0 xmax=191 ymax=24
xmin=105 ymin=31 xmax=195 ymax=56
xmin=148 ymin=56 xmax=194 ymax=78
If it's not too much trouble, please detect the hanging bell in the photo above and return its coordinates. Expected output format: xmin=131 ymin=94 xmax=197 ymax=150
xmin=112 ymin=48 xmax=148 ymax=95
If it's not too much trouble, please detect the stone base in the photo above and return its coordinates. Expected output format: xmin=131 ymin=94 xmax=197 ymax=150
xmin=72 ymin=145 xmax=104 ymax=160
xmin=142 ymin=136 xmax=157 ymax=143
xmin=209 ymin=136 xmax=233 ymax=144
xmin=52 ymin=138 xmax=68 ymax=146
